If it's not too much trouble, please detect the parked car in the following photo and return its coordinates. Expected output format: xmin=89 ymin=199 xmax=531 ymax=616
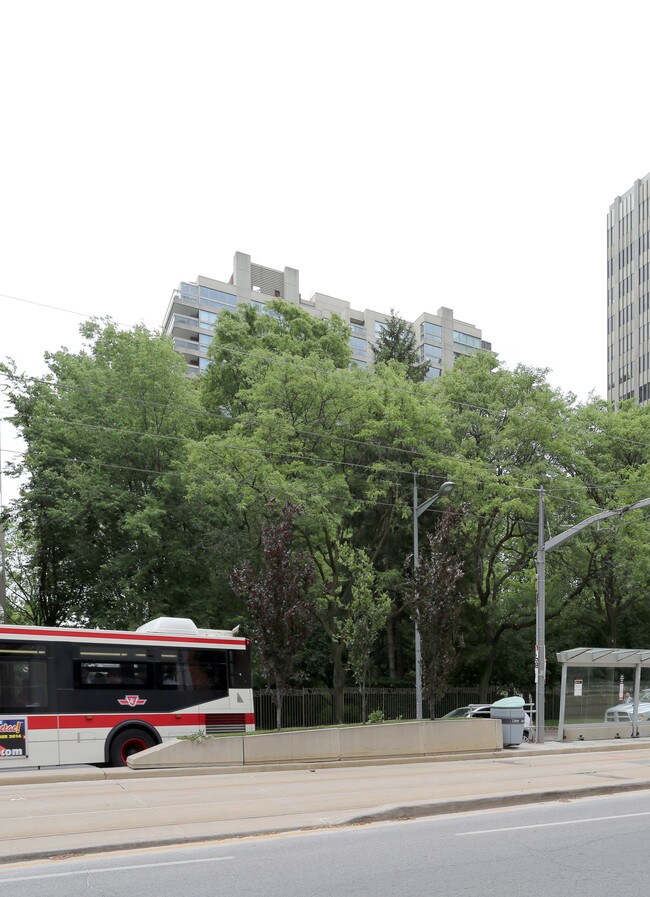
xmin=441 ymin=703 xmax=533 ymax=742
xmin=604 ymin=689 xmax=650 ymax=724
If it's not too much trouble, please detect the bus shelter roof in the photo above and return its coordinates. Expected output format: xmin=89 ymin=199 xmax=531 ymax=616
xmin=556 ymin=647 xmax=650 ymax=667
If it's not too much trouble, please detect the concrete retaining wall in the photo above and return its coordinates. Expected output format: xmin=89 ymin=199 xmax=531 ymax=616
xmin=127 ymin=719 xmax=504 ymax=769
xmin=563 ymin=722 xmax=650 ymax=741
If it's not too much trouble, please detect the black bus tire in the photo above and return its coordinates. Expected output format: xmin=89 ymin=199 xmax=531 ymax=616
xmin=109 ymin=727 xmax=156 ymax=767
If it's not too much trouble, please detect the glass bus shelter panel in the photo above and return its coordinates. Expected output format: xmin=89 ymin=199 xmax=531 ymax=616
xmin=560 ymin=667 xmax=649 ymax=726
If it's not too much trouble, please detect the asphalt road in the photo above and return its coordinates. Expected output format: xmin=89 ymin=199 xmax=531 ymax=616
xmin=1 ymin=790 xmax=649 ymax=897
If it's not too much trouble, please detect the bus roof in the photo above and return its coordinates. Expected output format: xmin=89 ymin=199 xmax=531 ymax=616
xmin=0 ymin=616 xmax=248 ymax=648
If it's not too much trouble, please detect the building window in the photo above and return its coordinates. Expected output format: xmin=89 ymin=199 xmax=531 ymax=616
xmin=199 ymin=333 xmax=213 ymax=350
xmin=199 ymin=310 xmax=218 ymax=327
xmin=453 ymin=331 xmax=482 ymax=349
xmin=250 ymin=299 xmax=280 ymax=318
xmin=180 ymin=282 xmax=200 ymax=300
xmin=421 ymin=322 xmax=442 ymax=342
xmin=420 ymin=343 xmax=443 ymax=364
xmin=199 ymin=286 xmax=237 ymax=310
xmin=349 ymin=336 xmax=368 ymax=356
xmin=426 ymin=367 xmax=442 ymax=379
xmin=375 ymin=320 xmax=387 ymax=338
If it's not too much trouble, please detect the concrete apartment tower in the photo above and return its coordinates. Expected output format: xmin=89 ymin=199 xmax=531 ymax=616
xmin=162 ymin=251 xmax=491 ymax=377
xmin=607 ymin=173 xmax=650 ymax=405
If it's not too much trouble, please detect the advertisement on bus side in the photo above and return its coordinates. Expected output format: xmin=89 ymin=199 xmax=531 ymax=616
xmin=0 ymin=719 xmax=28 ymax=759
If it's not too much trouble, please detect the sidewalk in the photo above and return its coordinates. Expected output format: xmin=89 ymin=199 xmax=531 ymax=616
xmin=2 ymin=738 xmax=650 ymax=864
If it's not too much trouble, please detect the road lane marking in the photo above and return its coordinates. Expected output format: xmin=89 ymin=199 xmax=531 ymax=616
xmin=459 ymin=809 xmax=650 ymax=836
xmin=0 ymin=855 xmax=235 ymax=883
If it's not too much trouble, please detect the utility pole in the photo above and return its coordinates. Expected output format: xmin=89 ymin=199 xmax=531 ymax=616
xmin=413 ymin=476 xmax=455 ymax=720
xmin=535 ymin=488 xmax=546 ymax=742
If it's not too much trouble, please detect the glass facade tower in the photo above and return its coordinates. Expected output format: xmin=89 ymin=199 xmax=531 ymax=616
xmin=607 ymin=174 xmax=650 ymax=405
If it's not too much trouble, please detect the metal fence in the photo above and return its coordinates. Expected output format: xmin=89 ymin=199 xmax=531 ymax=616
xmin=253 ymin=686 xmax=507 ymax=730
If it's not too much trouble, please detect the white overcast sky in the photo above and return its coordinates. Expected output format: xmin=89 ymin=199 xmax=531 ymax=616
xmin=2 ymin=0 xmax=650 ymax=501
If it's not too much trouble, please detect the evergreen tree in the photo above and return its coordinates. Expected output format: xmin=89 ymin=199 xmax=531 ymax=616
xmin=372 ymin=309 xmax=430 ymax=382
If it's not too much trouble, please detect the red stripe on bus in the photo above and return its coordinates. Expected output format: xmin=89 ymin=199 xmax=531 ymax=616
xmin=24 ymin=713 xmax=255 ymax=730
xmin=58 ymin=714 xmax=203 ymax=729
xmin=0 ymin=626 xmax=247 ymax=647
xmin=26 ymin=716 xmax=59 ymax=730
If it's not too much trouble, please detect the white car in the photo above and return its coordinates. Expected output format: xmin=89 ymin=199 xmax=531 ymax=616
xmin=441 ymin=704 xmax=533 ymax=742
xmin=604 ymin=689 xmax=650 ymax=723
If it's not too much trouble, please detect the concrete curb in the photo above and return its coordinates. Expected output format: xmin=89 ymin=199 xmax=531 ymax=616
xmin=348 ymin=779 xmax=650 ymax=824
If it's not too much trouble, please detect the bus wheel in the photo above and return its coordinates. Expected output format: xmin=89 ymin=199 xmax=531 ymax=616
xmin=110 ymin=728 xmax=155 ymax=767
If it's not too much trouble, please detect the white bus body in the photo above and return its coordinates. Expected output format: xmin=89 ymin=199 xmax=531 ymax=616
xmin=0 ymin=616 xmax=254 ymax=767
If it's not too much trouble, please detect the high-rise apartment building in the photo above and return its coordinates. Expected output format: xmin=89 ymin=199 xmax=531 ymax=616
xmin=607 ymin=173 xmax=650 ymax=404
xmin=162 ymin=251 xmax=491 ymax=377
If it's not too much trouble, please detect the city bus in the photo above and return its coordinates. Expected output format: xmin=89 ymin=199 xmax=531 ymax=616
xmin=0 ymin=616 xmax=254 ymax=767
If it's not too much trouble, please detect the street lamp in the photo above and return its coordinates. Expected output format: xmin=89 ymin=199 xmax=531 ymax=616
xmin=535 ymin=490 xmax=650 ymax=743
xmin=413 ymin=477 xmax=455 ymax=720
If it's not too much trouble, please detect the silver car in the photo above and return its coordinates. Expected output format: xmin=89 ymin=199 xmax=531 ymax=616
xmin=604 ymin=688 xmax=650 ymax=723
xmin=442 ymin=703 xmax=533 ymax=742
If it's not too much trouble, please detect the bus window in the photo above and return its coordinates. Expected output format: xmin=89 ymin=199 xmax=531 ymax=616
xmin=228 ymin=648 xmax=252 ymax=689
xmin=177 ymin=649 xmax=228 ymax=694
xmin=0 ymin=643 xmax=48 ymax=709
xmin=160 ymin=662 xmax=180 ymax=688
xmin=75 ymin=661 xmax=153 ymax=689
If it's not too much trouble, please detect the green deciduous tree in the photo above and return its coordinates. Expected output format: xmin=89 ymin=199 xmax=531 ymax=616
xmin=334 ymin=544 xmax=392 ymax=721
xmin=191 ymin=302 xmax=451 ymax=718
xmin=433 ymin=352 xmax=587 ymax=697
xmin=1 ymin=321 xmax=214 ymax=627
xmin=557 ymin=399 xmax=650 ymax=648
xmin=200 ymin=300 xmax=352 ymax=420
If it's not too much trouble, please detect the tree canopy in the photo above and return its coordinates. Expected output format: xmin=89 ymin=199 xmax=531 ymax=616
xmin=4 ymin=306 xmax=650 ymax=716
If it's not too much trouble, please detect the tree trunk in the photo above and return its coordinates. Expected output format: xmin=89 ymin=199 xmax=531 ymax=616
xmin=395 ymin=620 xmax=404 ymax=680
xmin=429 ymin=684 xmax=437 ymax=719
xmin=386 ymin=617 xmax=397 ymax=681
xmin=331 ymin=641 xmax=346 ymax=723
xmin=479 ymin=648 xmax=497 ymax=702
xmin=275 ymin=685 xmax=284 ymax=731
xmin=605 ymin=598 xmax=618 ymax=647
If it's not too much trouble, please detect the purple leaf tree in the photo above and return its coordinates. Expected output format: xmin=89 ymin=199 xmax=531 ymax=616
xmin=406 ymin=504 xmax=467 ymax=718
xmin=230 ymin=502 xmax=316 ymax=730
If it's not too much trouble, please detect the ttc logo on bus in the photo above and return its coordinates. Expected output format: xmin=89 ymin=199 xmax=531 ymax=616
xmin=117 ymin=695 xmax=147 ymax=707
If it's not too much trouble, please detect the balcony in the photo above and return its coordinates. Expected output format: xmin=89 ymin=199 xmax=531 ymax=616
xmin=173 ymin=337 xmax=203 ymax=359
xmin=166 ymin=312 xmax=200 ymax=340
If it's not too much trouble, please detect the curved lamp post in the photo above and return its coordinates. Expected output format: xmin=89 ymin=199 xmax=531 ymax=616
xmin=535 ymin=490 xmax=650 ymax=743
xmin=413 ymin=477 xmax=455 ymax=720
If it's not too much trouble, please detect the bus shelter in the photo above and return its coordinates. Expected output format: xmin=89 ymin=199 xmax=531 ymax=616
xmin=556 ymin=648 xmax=650 ymax=741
